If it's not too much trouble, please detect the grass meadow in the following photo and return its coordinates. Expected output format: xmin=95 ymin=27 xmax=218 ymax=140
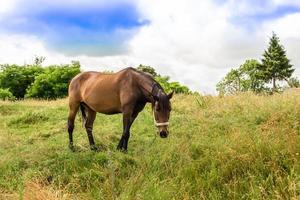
xmin=0 ymin=93 xmax=299 ymax=199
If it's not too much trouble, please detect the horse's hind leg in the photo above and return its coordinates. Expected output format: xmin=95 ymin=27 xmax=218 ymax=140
xmin=83 ymin=106 xmax=97 ymax=151
xmin=68 ymin=102 xmax=79 ymax=150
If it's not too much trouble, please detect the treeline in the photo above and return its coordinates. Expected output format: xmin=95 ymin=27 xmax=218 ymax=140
xmin=0 ymin=60 xmax=81 ymax=100
xmin=136 ymin=64 xmax=191 ymax=94
xmin=217 ymin=33 xmax=299 ymax=95
xmin=0 ymin=60 xmax=191 ymax=100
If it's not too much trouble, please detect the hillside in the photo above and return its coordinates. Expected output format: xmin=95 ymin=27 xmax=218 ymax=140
xmin=0 ymin=93 xmax=299 ymax=199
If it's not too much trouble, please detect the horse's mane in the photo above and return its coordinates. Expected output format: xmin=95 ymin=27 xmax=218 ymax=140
xmin=129 ymin=67 xmax=164 ymax=92
xmin=129 ymin=68 xmax=171 ymax=111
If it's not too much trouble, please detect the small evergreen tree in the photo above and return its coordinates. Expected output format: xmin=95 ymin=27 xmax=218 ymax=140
xmin=260 ymin=33 xmax=294 ymax=92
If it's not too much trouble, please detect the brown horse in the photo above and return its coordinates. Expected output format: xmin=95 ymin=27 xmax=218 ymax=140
xmin=67 ymin=67 xmax=173 ymax=151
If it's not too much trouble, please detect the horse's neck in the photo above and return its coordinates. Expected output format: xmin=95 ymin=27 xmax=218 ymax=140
xmin=135 ymin=74 xmax=157 ymax=102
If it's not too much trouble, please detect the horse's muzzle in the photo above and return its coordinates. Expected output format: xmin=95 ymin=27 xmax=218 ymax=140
xmin=159 ymin=131 xmax=168 ymax=138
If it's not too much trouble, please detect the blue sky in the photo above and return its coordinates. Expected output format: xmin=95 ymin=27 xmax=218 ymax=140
xmin=0 ymin=0 xmax=299 ymax=93
xmin=0 ymin=0 xmax=148 ymax=55
xmin=230 ymin=3 xmax=300 ymax=30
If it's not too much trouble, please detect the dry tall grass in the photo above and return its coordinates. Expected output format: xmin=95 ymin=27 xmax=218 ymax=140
xmin=0 ymin=92 xmax=299 ymax=199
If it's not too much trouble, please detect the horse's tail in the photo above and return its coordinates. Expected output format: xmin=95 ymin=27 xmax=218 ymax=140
xmin=79 ymin=102 xmax=87 ymax=125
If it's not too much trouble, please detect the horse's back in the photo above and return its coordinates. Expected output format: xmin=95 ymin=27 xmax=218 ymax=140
xmin=68 ymin=71 xmax=98 ymax=102
xmin=68 ymin=70 xmax=130 ymax=114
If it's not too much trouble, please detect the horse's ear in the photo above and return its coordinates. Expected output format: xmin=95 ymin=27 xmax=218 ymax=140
xmin=167 ymin=91 xmax=174 ymax=99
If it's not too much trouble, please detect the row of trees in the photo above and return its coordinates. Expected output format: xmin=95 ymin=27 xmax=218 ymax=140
xmin=0 ymin=60 xmax=80 ymax=100
xmin=217 ymin=33 xmax=299 ymax=95
xmin=137 ymin=64 xmax=191 ymax=94
xmin=0 ymin=59 xmax=190 ymax=100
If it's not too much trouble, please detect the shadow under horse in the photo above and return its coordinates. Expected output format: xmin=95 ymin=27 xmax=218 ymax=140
xmin=67 ymin=67 xmax=173 ymax=152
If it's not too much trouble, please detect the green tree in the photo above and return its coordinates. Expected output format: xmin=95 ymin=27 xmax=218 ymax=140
xmin=71 ymin=60 xmax=81 ymax=68
xmin=137 ymin=64 xmax=158 ymax=77
xmin=259 ymin=33 xmax=294 ymax=92
xmin=0 ymin=65 xmax=44 ymax=98
xmin=33 ymin=56 xmax=46 ymax=66
xmin=169 ymin=82 xmax=190 ymax=93
xmin=216 ymin=69 xmax=242 ymax=95
xmin=216 ymin=59 xmax=265 ymax=95
xmin=26 ymin=64 xmax=81 ymax=99
xmin=239 ymin=59 xmax=265 ymax=93
xmin=0 ymin=88 xmax=15 ymax=100
xmin=137 ymin=64 xmax=191 ymax=94
xmin=287 ymin=77 xmax=300 ymax=88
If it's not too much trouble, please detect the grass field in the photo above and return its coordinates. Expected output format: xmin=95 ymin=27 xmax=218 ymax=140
xmin=0 ymin=93 xmax=299 ymax=200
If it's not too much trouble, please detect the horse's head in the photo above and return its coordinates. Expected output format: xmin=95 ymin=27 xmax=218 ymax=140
xmin=153 ymin=91 xmax=174 ymax=138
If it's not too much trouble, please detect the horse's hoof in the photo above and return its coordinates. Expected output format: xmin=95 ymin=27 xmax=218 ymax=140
xmin=116 ymin=144 xmax=122 ymax=151
xmin=117 ymin=146 xmax=127 ymax=153
xmin=90 ymin=145 xmax=100 ymax=152
xmin=69 ymin=144 xmax=75 ymax=152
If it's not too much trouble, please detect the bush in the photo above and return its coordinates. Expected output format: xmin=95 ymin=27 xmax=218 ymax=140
xmin=0 ymin=88 xmax=15 ymax=100
xmin=287 ymin=77 xmax=300 ymax=88
xmin=155 ymin=76 xmax=190 ymax=94
xmin=137 ymin=65 xmax=191 ymax=94
xmin=0 ymin=65 xmax=44 ymax=98
xmin=26 ymin=65 xmax=80 ymax=99
xmin=137 ymin=64 xmax=158 ymax=77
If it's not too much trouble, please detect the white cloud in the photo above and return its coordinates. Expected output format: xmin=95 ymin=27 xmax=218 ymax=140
xmin=0 ymin=0 xmax=299 ymax=94
xmin=0 ymin=0 xmax=16 ymax=16
xmin=262 ymin=13 xmax=300 ymax=38
xmin=126 ymin=0 xmax=267 ymax=93
xmin=127 ymin=0 xmax=300 ymax=93
xmin=0 ymin=34 xmax=48 ymax=65
xmin=273 ymin=0 xmax=300 ymax=7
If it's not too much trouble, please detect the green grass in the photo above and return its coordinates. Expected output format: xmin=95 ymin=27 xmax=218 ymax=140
xmin=0 ymin=93 xmax=299 ymax=199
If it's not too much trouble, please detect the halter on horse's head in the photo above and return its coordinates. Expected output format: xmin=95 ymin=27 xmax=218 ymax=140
xmin=151 ymin=83 xmax=174 ymax=138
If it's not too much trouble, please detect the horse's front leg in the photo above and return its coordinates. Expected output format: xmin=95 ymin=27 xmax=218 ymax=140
xmin=117 ymin=102 xmax=145 ymax=152
xmin=117 ymin=110 xmax=132 ymax=152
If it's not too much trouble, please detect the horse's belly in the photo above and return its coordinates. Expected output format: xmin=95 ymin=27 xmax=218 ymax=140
xmin=92 ymin=102 xmax=122 ymax=114
xmin=81 ymin=75 xmax=122 ymax=114
xmin=84 ymin=95 xmax=122 ymax=114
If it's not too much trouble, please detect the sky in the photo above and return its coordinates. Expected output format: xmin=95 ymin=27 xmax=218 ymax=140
xmin=0 ymin=0 xmax=300 ymax=94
